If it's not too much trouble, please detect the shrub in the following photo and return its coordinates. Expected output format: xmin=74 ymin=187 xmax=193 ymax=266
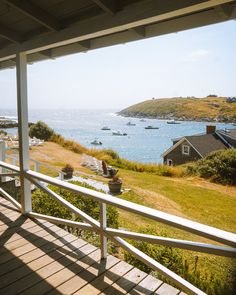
xmin=123 ymin=228 xmax=232 ymax=295
xmin=186 ymin=149 xmax=236 ymax=185
xmin=32 ymin=180 xmax=119 ymax=229
xmin=51 ymin=133 xmax=88 ymax=154
xmin=0 ymin=129 xmax=7 ymax=136
xmin=29 ymin=121 xmax=54 ymax=141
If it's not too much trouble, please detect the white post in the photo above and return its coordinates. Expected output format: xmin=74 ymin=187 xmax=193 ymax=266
xmin=100 ymin=202 xmax=107 ymax=259
xmin=16 ymin=52 xmax=32 ymax=214
xmin=0 ymin=140 xmax=6 ymax=182
xmin=34 ymin=161 xmax=40 ymax=172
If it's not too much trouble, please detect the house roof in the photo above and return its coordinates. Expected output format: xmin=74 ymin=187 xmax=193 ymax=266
xmin=185 ymin=133 xmax=229 ymax=157
xmin=162 ymin=131 xmax=230 ymax=158
xmin=218 ymin=128 xmax=236 ymax=139
xmin=1 ymin=0 xmax=236 ymax=70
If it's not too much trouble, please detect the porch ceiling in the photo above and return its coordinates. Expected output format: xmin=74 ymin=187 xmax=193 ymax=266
xmin=0 ymin=0 xmax=236 ymax=69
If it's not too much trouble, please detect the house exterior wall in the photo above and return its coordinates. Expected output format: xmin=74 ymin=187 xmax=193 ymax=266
xmin=163 ymin=140 xmax=201 ymax=166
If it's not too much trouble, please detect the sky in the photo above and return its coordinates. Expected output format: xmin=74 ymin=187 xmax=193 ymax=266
xmin=1 ymin=20 xmax=236 ymax=110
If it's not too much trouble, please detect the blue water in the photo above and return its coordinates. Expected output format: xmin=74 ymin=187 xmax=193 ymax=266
xmin=1 ymin=109 xmax=235 ymax=163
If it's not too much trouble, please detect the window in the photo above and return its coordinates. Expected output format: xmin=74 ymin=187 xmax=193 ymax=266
xmin=167 ymin=159 xmax=173 ymax=166
xmin=182 ymin=145 xmax=190 ymax=155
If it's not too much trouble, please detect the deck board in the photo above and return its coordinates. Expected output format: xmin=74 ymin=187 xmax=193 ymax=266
xmin=0 ymin=196 xmax=182 ymax=295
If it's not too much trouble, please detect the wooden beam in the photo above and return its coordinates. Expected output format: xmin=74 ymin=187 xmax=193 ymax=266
xmin=77 ymin=40 xmax=90 ymax=51
xmin=39 ymin=49 xmax=52 ymax=58
xmin=2 ymin=0 xmax=61 ymax=31
xmin=0 ymin=22 xmax=22 ymax=43
xmin=130 ymin=27 xmax=146 ymax=37
xmin=214 ymin=3 xmax=234 ymax=18
xmin=92 ymin=0 xmax=120 ymax=14
xmin=0 ymin=0 xmax=236 ymax=62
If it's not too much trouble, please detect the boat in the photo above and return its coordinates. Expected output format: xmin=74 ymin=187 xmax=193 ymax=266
xmin=112 ymin=130 xmax=127 ymax=136
xmin=101 ymin=126 xmax=111 ymax=130
xmin=91 ymin=139 xmax=102 ymax=145
xmin=167 ymin=120 xmax=180 ymax=124
xmin=144 ymin=126 xmax=159 ymax=129
xmin=126 ymin=121 xmax=136 ymax=126
xmin=140 ymin=119 xmax=146 ymax=122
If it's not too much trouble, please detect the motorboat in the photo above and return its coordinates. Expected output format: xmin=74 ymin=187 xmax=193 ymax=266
xmin=144 ymin=126 xmax=159 ymax=129
xmin=167 ymin=120 xmax=180 ymax=124
xmin=126 ymin=121 xmax=136 ymax=126
xmin=101 ymin=126 xmax=111 ymax=130
xmin=112 ymin=130 xmax=127 ymax=136
xmin=91 ymin=139 xmax=102 ymax=145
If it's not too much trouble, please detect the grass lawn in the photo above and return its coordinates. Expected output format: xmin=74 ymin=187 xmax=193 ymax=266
xmin=117 ymin=169 xmax=236 ymax=288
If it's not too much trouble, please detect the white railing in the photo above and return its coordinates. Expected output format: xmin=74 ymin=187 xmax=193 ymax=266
xmin=0 ymin=160 xmax=236 ymax=295
xmin=6 ymin=154 xmax=65 ymax=180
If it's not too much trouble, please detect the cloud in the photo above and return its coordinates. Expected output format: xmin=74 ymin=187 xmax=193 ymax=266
xmin=181 ymin=49 xmax=210 ymax=63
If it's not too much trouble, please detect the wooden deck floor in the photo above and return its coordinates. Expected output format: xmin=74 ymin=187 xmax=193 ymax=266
xmin=0 ymin=196 xmax=183 ymax=295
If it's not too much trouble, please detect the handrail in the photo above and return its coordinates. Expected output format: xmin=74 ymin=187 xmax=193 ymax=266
xmin=6 ymin=154 xmax=66 ymax=176
xmin=0 ymin=160 xmax=236 ymax=295
xmin=25 ymin=168 xmax=236 ymax=247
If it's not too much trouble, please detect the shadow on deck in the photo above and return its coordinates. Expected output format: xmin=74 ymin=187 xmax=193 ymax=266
xmin=0 ymin=196 xmax=183 ymax=295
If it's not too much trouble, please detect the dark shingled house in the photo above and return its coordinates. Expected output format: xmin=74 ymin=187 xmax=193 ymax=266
xmin=162 ymin=126 xmax=236 ymax=166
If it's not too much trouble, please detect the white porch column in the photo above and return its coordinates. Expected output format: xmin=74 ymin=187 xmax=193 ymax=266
xmin=16 ymin=52 xmax=32 ymax=213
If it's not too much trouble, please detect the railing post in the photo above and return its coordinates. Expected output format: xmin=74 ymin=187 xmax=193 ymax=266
xmin=12 ymin=158 xmax=17 ymax=166
xmin=16 ymin=52 xmax=32 ymax=214
xmin=100 ymin=202 xmax=107 ymax=259
xmin=34 ymin=161 xmax=40 ymax=172
xmin=59 ymin=172 xmax=64 ymax=180
xmin=0 ymin=140 xmax=6 ymax=182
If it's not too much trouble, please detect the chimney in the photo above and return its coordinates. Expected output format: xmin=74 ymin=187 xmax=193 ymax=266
xmin=206 ymin=125 xmax=216 ymax=134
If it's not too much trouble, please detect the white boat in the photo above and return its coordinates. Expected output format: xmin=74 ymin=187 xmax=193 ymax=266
xmin=140 ymin=119 xmax=146 ymax=122
xmin=112 ymin=130 xmax=127 ymax=136
xmin=91 ymin=139 xmax=102 ymax=145
xmin=126 ymin=121 xmax=136 ymax=126
xmin=167 ymin=120 xmax=180 ymax=124
xmin=144 ymin=125 xmax=159 ymax=129
xmin=101 ymin=126 xmax=111 ymax=130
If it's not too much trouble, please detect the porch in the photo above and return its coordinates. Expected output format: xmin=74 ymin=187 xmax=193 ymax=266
xmin=1 ymin=1 xmax=236 ymax=294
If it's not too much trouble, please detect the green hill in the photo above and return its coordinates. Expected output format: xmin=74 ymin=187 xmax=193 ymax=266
xmin=119 ymin=96 xmax=236 ymax=123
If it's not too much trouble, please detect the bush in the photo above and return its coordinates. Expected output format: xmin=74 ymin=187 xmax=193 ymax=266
xmin=186 ymin=149 xmax=236 ymax=185
xmin=29 ymin=121 xmax=54 ymax=141
xmin=123 ymin=228 xmax=232 ymax=295
xmin=32 ymin=180 xmax=118 ymax=229
xmin=51 ymin=133 xmax=88 ymax=154
xmin=0 ymin=129 xmax=7 ymax=136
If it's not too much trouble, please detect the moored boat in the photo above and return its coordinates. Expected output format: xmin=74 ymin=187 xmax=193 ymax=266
xmin=112 ymin=130 xmax=127 ymax=136
xmin=126 ymin=121 xmax=136 ymax=126
xmin=167 ymin=120 xmax=180 ymax=124
xmin=101 ymin=126 xmax=111 ymax=130
xmin=91 ymin=139 xmax=102 ymax=145
xmin=144 ymin=125 xmax=159 ymax=129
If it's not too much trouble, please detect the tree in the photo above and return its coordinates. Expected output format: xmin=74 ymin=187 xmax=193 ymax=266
xmin=29 ymin=121 xmax=54 ymax=141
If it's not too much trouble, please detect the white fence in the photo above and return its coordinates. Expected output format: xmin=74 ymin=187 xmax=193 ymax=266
xmin=0 ymin=159 xmax=236 ymax=295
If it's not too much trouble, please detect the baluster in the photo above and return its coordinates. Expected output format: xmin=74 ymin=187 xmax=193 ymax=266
xmin=100 ymin=202 xmax=107 ymax=259
xmin=34 ymin=161 xmax=40 ymax=172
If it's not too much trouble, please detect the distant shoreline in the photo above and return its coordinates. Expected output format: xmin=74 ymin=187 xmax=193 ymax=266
xmin=118 ymin=113 xmax=236 ymax=124
xmin=118 ymin=96 xmax=236 ymax=124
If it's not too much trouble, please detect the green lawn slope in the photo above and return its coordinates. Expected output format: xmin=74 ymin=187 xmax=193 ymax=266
xmin=119 ymin=96 xmax=236 ymax=122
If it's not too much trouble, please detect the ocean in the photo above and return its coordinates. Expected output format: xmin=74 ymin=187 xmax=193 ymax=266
xmin=1 ymin=109 xmax=234 ymax=163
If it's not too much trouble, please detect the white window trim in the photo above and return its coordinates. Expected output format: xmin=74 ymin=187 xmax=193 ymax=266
xmin=167 ymin=159 xmax=173 ymax=166
xmin=182 ymin=145 xmax=190 ymax=155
